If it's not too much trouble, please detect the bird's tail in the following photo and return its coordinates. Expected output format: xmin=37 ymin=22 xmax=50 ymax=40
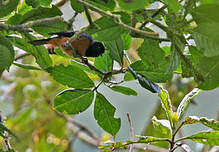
xmin=29 ymin=38 xmax=53 ymax=45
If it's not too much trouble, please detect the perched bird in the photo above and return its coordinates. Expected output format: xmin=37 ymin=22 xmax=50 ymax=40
xmin=29 ymin=31 xmax=105 ymax=57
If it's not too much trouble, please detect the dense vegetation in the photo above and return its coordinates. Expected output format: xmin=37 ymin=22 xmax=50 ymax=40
xmin=0 ymin=0 xmax=219 ymax=151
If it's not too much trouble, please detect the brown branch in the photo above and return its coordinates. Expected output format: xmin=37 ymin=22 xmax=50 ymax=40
xmin=127 ymin=113 xmax=134 ymax=152
xmin=84 ymin=6 xmax=94 ymax=27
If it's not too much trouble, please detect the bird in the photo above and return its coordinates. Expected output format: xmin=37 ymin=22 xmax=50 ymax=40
xmin=29 ymin=31 xmax=105 ymax=57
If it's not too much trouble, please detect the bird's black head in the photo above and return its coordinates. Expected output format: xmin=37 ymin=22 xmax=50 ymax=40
xmin=85 ymin=42 xmax=105 ymax=57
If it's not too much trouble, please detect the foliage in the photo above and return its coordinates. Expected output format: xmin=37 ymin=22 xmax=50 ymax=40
xmin=0 ymin=0 xmax=219 ymax=151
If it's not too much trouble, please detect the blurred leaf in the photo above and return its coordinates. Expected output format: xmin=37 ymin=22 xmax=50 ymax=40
xmin=130 ymin=60 xmax=172 ymax=83
xmin=124 ymin=72 xmax=135 ymax=81
xmin=94 ymin=93 xmax=121 ymax=137
xmin=152 ymin=116 xmax=172 ymax=133
xmin=32 ymin=18 xmax=68 ymax=36
xmin=94 ymin=51 xmax=113 ymax=73
xmin=0 ymin=34 xmax=14 ymax=76
xmin=177 ymin=88 xmax=201 ymax=119
xmin=110 ymin=86 xmax=138 ymax=96
xmin=158 ymin=88 xmax=173 ymax=126
xmin=184 ymin=131 xmax=219 ymax=145
xmin=128 ymin=67 xmax=160 ymax=93
xmin=104 ymin=37 xmax=124 ymax=66
xmin=117 ymin=0 xmax=148 ymax=11
xmin=91 ymin=17 xmax=125 ymax=41
xmin=13 ymin=62 xmax=41 ymax=71
xmin=0 ymin=0 xmax=20 ymax=18
xmin=54 ymin=89 xmax=94 ymax=114
xmin=39 ymin=0 xmax=52 ymax=6
xmin=48 ymin=64 xmax=95 ymax=89
xmin=163 ymin=0 xmax=182 ymax=12
xmin=0 ymin=122 xmax=17 ymax=139
xmin=197 ymin=55 xmax=219 ymax=90
xmin=70 ymin=0 xmax=84 ymax=13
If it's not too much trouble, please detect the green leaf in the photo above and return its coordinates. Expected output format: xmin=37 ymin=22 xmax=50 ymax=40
xmin=136 ymin=136 xmax=170 ymax=144
xmin=48 ymin=64 xmax=95 ymax=89
xmin=197 ymin=55 xmax=219 ymax=90
xmin=8 ymin=35 xmax=52 ymax=69
xmin=199 ymin=117 xmax=219 ymax=130
xmin=104 ymin=37 xmax=124 ymax=66
xmin=110 ymin=86 xmax=138 ymax=96
xmin=117 ymin=0 xmax=148 ymax=11
xmin=91 ymin=17 xmax=125 ymax=41
xmin=192 ymin=23 xmax=219 ymax=57
xmin=85 ymin=0 xmax=115 ymax=11
xmin=0 ymin=34 xmax=14 ymax=76
xmin=94 ymin=93 xmax=121 ymax=137
xmin=128 ymin=67 xmax=160 ymax=93
xmin=192 ymin=4 xmax=219 ymax=24
xmin=0 ymin=0 xmax=20 ymax=18
xmin=32 ymin=18 xmax=68 ymax=36
xmin=70 ymin=0 xmax=84 ymax=13
xmin=94 ymin=51 xmax=113 ymax=73
xmin=54 ymin=89 xmax=94 ymax=114
xmin=124 ymin=72 xmax=135 ymax=81
xmin=17 ymin=5 xmax=62 ymax=24
xmin=122 ymin=33 xmax=132 ymax=50
xmin=152 ymin=116 xmax=172 ymax=133
xmin=177 ymin=88 xmax=201 ymax=119
xmin=163 ymin=0 xmax=182 ymax=12
xmin=158 ymin=88 xmax=173 ymax=126
xmin=13 ymin=62 xmax=41 ymax=71
xmin=26 ymin=0 xmax=40 ymax=8
xmin=137 ymin=39 xmax=172 ymax=82
xmin=130 ymin=60 xmax=172 ymax=83
xmin=71 ymin=60 xmax=96 ymax=74
xmin=112 ymin=11 xmax=131 ymax=24
xmin=184 ymin=131 xmax=219 ymax=145
xmin=183 ymin=116 xmax=200 ymax=125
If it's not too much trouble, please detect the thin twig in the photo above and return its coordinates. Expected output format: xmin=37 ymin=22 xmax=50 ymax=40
xmin=84 ymin=6 xmax=94 ymax=27
xmin=127 ymin=113 xmax=134 ymax=152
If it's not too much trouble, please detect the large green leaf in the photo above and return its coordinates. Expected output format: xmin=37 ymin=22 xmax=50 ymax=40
xmin=48 ymin=64 xmax=94 ymax=89
xmin=117 ymin=0 xmax=148 ymax=11
xmin=104 ymin=37 xmax=124 ymax=66
xmin=0 ymin=34 xmax=14 ymax=76
xmin=109 ymin=86 xmax=138 ymax=96
xmin=158 ymin=88 xmax=173 ymax=127
xmin=90 ymin=17 xmax=125 ymax=41
xmin=32 ymin=19 xmax=68 ymax=36
xmin=184 ymin=131 xmax=219 ymax=145
xmin=94 ymin=93 xmax=121 ymax=137
xmin=163 ymin=0 xmax=182 ymax=12
xmin=177 ymin=88 xmax=201 ymax=119
xmin=191 ymin=4 xmax=219 ymax=57
xmin=54 ymin=89 xmax=94 ymax=114
xmin=85 ymin=0 xmax=115 ymax=11
xmin=70 ymin=0 xmax=84 ymax=13
xmin=94 ymin=51 xmax=113 ymax=73
xmin=197 ymin=55 xmax=219 ymax=90
xmin=192 ymin=23 xmax=219 ymax=57
xmin=0 ymin=0 xmax=20 ymax=18
xmin=130 ymin=60 xmax=172 ymax=83
xmin=136 ymin=39 xmax=172 ymax=82
xmin=10 ymin=5 xmax=62 ymax=24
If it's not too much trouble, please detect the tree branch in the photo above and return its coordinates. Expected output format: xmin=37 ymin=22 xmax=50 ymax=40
xmin=76 ymin=0 xmax=158 ymax=37
xmin=84 ymin=6 xmax=94 ymax=27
